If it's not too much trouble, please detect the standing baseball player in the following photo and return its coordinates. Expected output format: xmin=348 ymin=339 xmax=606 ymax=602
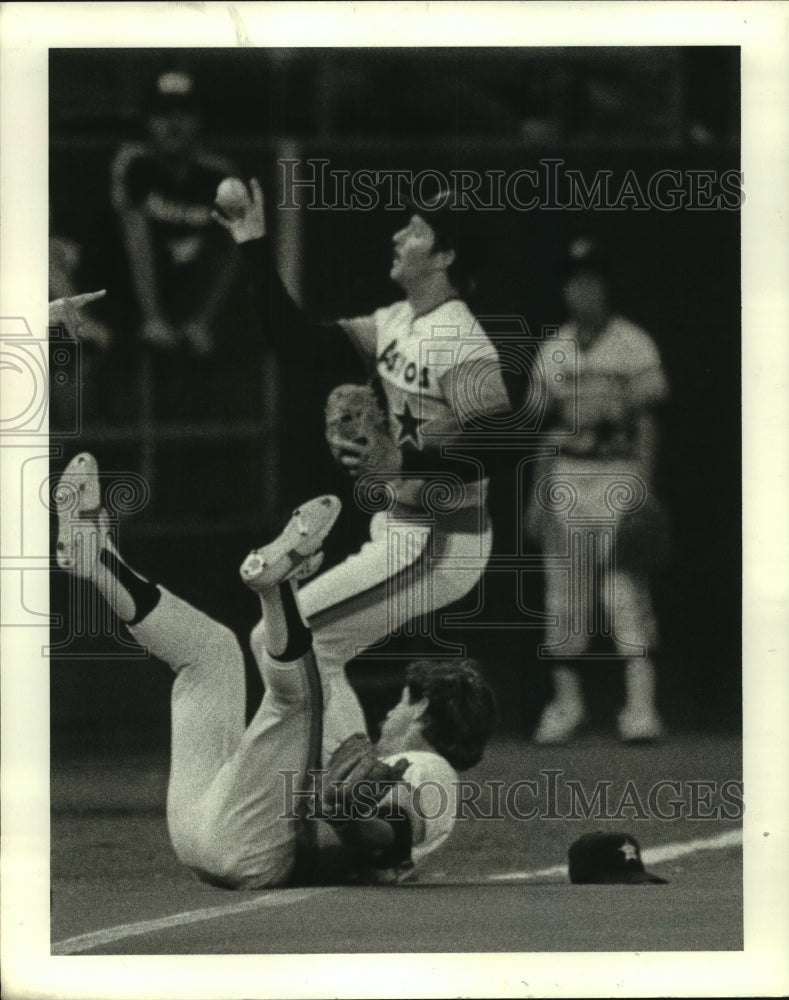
xmin=55 ymin=452 xmax=497 ymax=888
xmin=529 ymin=240 xmax=669 ymax=743
xmin=213 ymin=179 xmax=510 ymax=755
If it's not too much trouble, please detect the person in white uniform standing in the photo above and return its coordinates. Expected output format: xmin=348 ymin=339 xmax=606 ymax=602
xmin=529 ymin=239 xmax=670 ymax=743
xmin=214 ymin=179 xmax=510 ymax=759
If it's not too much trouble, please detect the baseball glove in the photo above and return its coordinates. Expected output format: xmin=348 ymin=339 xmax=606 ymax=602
xmin=325 ymin=383 xmax=401 ymax=478
xmin=322 ymin=732 xmax=409 ymax=824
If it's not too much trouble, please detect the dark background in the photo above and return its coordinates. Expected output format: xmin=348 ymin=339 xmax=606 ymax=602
xmin=48 ymin=47 xmax=741 ymax=750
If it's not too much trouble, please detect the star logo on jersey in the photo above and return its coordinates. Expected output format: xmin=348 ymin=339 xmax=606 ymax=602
xmin=394 ymin=401 xmax=427 ymax=446
xmin=618 ymin=841 xmax=639 ymax=863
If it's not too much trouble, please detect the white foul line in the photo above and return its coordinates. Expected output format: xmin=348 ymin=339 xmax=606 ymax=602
xmin=486 ymin=828 xmax=743 ymax=882
xmin=640 ymin=827 xmax=742 ymax=864
xmin=51 ymin=887 xmax=333 ymax=955
xmin=51 ymin=829 xmax=743 ymax=953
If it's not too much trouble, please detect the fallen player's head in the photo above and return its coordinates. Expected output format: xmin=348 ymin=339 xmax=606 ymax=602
xmin=393 ymin=658 xmax=497 ymax=771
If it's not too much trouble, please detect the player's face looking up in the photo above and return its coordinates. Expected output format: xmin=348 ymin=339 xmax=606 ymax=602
xmin=376 ymin=686 xmax=428 ymax=755
xmin=390 ymin=214 xmax=455 ymax=290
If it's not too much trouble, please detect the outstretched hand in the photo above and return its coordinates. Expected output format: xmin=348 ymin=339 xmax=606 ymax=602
xmin=49 ymin=290 xmax=107 ymax=339
xmin=212 ymin=177 xmax=266 ymax=244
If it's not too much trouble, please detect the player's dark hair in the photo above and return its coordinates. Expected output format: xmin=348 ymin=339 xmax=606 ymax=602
xmin=406 ymin=658 xmax=497 ymax=771
xmin=402 ymin=187 xmax=480 ymax=299
xmin=429 ymin=223 xmax=477 ymax=299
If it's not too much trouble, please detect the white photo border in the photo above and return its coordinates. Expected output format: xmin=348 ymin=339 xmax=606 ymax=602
xmin=1 ymin=2 xmax=787 ymax=997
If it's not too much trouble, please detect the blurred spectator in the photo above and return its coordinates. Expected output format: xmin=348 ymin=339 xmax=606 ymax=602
xmin=110 ymin=69 xmax=239 ymax=419
xmin=527 ymin=239 xmax=670 ymax=743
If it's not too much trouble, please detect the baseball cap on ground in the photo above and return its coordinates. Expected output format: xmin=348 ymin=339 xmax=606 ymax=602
xmin=568 ymin=832 xmax=668 ymax=884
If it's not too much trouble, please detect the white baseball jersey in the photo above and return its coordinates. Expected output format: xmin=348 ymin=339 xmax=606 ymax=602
xmin=363 ymin=750 xmax=458 ymax=884
xmin=310 ymin=748 xmax=459 ymax=885
xmin=342 ymin=298 xmax=510 ymax=509
xmin=529 ymin=312 xmax=669 ymax=538
xmin=543 ymin=314 xmax=668 ymax=463
xmin=386 ymin=750 xmax=458 ymax=863
xmin=373 ymin=298 xmax=508 ymax=440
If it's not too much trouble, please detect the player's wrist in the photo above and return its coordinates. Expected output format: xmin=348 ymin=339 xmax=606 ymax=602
xmin=214 ymin=212 xmax=265 ymax=245
xmin=230 ymin=227 xmax=265 ymax=245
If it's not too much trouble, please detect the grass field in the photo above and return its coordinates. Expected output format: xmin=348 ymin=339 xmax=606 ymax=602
xmin=51 ymin=733 xmax=743 ymax=956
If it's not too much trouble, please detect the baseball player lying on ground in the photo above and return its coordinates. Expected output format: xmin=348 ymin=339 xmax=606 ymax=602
xmin=55 ymin=453 xmax=497 ymax=888
xmin=213 ymin=179 xmax=511 ymax=760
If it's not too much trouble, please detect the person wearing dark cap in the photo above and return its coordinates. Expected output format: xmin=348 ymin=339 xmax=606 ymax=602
xmin=213 ymin=179 xmax=510 ymax=747
xmin=110 ymin=70 xmax=239 ymax=382
xmin=528 ymin=238 xmax=669 ymax=744
xmin=568 ymin=832 xmax=668 ymax=884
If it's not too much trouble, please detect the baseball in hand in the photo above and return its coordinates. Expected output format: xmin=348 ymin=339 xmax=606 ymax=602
xmin=215 ymin=177 xmax=250 ymax=218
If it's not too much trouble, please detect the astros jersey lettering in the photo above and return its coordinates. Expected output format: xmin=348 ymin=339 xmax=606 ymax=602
xmin=372 ymin=298 xmax=509 ymax=452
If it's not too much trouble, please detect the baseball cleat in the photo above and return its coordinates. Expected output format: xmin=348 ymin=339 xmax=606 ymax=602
xmin=532 ymin=700 xmax=587 ymax=745
xmin=240 ymin=495 xmax=341 ymax=591
xmin=617 ymin=706 xmax=664 ymax=743
xmin=55 ymin=452 xmax=107 ymax=575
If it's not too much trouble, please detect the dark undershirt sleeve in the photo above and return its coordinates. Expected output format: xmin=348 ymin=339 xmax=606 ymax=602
xmin=398 ymin=436 xmax=485 ymax=483
xmin=238 ymin=236 xmax=367 ymax=379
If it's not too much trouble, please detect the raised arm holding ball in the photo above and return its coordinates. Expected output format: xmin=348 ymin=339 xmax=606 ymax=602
xmin=213 ymin=175 xmax=510 ymax=759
